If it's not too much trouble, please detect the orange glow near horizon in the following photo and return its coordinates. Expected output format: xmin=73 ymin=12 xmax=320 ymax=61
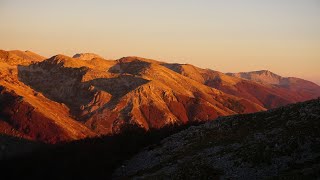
xmin=1 ymin=0 xmax=319 ymax=84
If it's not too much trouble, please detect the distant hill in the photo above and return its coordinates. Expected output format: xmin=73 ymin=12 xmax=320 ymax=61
xmin=228 ymin=70 xmax=320 ymax=99
xmin=165 ymin=64 xmax=320 ymax=108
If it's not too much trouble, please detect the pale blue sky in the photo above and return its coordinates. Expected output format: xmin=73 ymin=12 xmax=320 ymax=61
xmin=0 ymin=0 xmax=319 ymax=83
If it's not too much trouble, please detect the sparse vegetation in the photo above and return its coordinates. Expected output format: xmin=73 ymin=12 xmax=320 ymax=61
xmin=113 ymin=99 xmax=320 ymax=179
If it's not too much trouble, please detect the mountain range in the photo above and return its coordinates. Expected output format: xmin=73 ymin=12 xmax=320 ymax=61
xmin=1 ymin=49 xmax=320 ymax=143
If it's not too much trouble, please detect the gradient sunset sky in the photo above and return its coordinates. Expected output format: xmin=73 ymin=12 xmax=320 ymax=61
xmin=1 ymin=0 xmax=319 ymax=84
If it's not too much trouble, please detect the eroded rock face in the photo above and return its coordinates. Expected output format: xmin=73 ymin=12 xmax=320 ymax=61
xmin=0 ymin=51 xmax=96 ymax=143
xmin=1 ymin=49 xmax=319 ymax=143
xmin=113 ymin=98 xmax=320 ymax=179
xmin=0 ymin=85 xmax=95 ymax=143
xmin=0 ymin=88 xmax=70 ymax=143
xmin=16 ymin=54 xmax=266 ymax=135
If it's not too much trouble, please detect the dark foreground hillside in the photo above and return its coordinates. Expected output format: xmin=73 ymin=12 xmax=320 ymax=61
xmin=0 ymin=98 xmax=319 ymax=179
xmin=0 ymin=122 xmax=200 ymax=180
xmin=114 ymin=98 xmax=320 ymax=179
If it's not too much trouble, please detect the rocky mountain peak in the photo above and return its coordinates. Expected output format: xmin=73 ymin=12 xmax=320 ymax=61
xmin=227 ymin=70 xmax=282 ymax=85
xmin=256 ymin=70 xmax=280 ymax=77
xmin=46 ymin=54 xmax=72 ymax=64
xmin=73 ymin=53 xmax=103 ymax=61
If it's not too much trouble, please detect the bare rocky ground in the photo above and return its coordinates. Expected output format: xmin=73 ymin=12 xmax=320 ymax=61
xmin=113 ymin=98 xmax=320 ymax=179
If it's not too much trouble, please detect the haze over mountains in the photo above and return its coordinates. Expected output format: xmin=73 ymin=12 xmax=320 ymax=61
xmin=1 ymin=49 xmax=320 ymax=143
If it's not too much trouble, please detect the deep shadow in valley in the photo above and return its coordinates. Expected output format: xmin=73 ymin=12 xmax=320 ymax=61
xmin=0 ymin=121 xmax=202 ymax=180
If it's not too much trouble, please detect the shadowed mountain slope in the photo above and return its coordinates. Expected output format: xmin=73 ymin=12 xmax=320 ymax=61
xmin=113 ymin=98 xmax=320 ymax=179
